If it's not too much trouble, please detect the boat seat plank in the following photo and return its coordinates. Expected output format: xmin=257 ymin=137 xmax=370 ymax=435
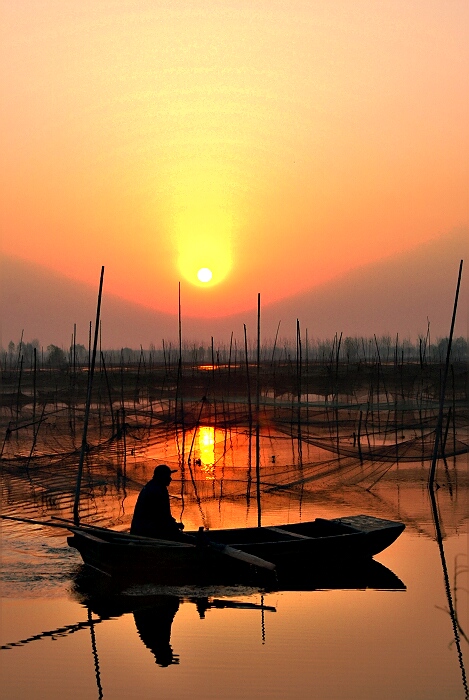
xmin=107 ymin=535 xmax=193 ymax=547
xmin=267 ymin=527 xmax=311 ymax=540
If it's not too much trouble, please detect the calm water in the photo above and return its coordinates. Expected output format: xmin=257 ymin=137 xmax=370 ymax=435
xmin=1 ymin=476 xmax=468 ymax=700
xmin=0 ymin=424 xmax=469 ymax=700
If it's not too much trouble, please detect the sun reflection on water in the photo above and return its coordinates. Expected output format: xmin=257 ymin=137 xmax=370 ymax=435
xmin=196 ymin=426 xmax=216 ymax=480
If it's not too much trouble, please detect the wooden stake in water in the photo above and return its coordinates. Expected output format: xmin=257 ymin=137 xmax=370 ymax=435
xmin=73 ymin=266 xmax=105 ymax=525
xmin=428 ymin=260 xmax=463 ymax=489
xmin=244 ymin=323 xmax=253 ymax=500
xmin=256 ymin=292 xmax=262 ymax=528
xmin=177 ymin=281 xmax=186 ymax=466
xmin=33 ymin=347 xmax=37 ymax=425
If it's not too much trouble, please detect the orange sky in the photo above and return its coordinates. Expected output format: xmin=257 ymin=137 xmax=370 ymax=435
xmin=1 ymin=1 xmax=468 ymax=318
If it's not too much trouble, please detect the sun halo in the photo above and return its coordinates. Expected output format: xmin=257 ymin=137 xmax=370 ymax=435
xmin=175 ymin=206 xmax=233 ymax=288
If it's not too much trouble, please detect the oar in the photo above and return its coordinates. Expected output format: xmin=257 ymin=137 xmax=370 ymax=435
xmin=1 ymin=515 xmax=276 ymax=571
xmin=1 ymin=514 xmax=79 ymax=530
xmin=0 ymin=515 xmax=190 ymax=546
xmin=51 ymin=517 xmax=192 ymax=546
xmin=190 ymin=528 xmax=276 ymax=572
xmin=1 ymin=514 xmax=119 ymax=539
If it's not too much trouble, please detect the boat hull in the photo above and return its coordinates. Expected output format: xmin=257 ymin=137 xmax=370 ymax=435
xmin=68 ymin=515 xmax=405 ymax=584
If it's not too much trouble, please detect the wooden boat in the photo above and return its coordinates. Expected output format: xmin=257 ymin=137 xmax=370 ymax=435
xmin=67 ymin=514 xmax=405 ymax=584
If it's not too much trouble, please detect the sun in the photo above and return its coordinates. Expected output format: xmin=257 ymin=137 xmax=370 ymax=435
xmin=197 ymin=268 xmax=213 ymax=283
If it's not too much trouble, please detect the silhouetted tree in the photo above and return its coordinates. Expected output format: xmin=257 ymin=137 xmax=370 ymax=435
xmin=47 ymin=344 xmax=67 ymax=367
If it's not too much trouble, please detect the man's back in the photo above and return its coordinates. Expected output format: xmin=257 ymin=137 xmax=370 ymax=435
xmin=130 ymin=466 xmax=181 ymax=538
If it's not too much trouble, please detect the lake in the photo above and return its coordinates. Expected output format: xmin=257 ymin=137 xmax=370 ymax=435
xmin=1 ymin=444 xmax=467 ymax=700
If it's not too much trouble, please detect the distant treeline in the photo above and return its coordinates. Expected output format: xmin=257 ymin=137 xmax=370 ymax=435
xmin=1 ymin=333 xmax=468 ymax=369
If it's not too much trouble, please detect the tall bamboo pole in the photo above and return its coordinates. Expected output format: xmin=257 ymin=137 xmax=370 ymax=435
xmin=176 ymin=282 xmax=186 ymax=466
xmin=33 ymin=347 xmax=37 ymax=425
xmin=73 ymin=266 xmax=105 ymax=525
xmin=296 ymin=319 xmax=303 ymax=463
xmin=428 ymin=260 xmax=463 ymax=488
xmin=244 ymin=323 xmax=253 ymax=500
xmin=256 ymin=293 xmax=262 ymax=527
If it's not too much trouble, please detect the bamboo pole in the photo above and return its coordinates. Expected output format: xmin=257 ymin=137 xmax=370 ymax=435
xmin=244 ymin=323 xmax=253 ymax=501
xmin=16 ymin=330 xmax=24 ymax=370
xmin=100 ymin=351 xmax=115 ymax=435
xmin=256 ymin=292 xmax=262 ymax=528
xmin=15 ymin=354 xmax=23 ymax=424
xmin=296 ymin=319 xmax=303 ymax=465
xmin=244 ymin=324 xmax=252 ymax=429
xmin=88 ymin=321 xmax=92 ymax=373
xmin=33 ymin=347 xmax=37 ymax=425
xmin=178 ymin=282 xmax=186 ymax=466
xmin=429 ymin=260 xmax=463 ymax=488
xmin=73 ymin=266 xmax=105 ymax=525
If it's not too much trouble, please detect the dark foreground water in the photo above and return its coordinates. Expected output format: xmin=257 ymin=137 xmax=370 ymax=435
xmin=1 ymin=477 xmax=468 ymax=700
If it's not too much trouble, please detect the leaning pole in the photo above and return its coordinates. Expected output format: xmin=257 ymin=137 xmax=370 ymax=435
xmin=428 ymin=259 xmax=463 ymax=489
xmin=74 ymin=266 xmax=105 ymax=525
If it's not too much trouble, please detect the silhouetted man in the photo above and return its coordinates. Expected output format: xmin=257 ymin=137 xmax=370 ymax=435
xmin=130 ymin=464 xmax=184 ymax=539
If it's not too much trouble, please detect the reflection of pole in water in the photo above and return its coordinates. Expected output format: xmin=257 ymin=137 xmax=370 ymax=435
xmin=261 ymin=594 xmax=266 ymax=645
xmin=435 ymin=554 xmax=469 ymax=650
xmin=88 ymin=607 xmax=104 ymax=699
xmin=451 ymin=555 xmax=469 ymax=645
xmin=429 ymin=487 xmax=468 ymax=698
xmin=0 ymin=612 xmax=106 ymax=650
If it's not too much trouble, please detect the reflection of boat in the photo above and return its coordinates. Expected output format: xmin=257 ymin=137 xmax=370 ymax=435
xmin=71 ymin=559 xmax=405 ymax=666
xmin=1 ymin=559 xmax=404 ymax=670
xmin=68 ymin=514 xmax=405 ymax=584
xmin=73 ymin=556 xmax=406 ymax=603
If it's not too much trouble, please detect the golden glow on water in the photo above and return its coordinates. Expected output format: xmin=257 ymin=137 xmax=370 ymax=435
xmin=196 ymin=426 xmax=216 ymax=480
xmin=198 ymin=364 xmax=233 ymax=371
xmin=184 ymin=426 xmax=227 ymax=481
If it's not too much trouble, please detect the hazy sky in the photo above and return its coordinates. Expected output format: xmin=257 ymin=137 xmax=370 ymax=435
xmin=1 ymin=1 xmax=468 ymax=319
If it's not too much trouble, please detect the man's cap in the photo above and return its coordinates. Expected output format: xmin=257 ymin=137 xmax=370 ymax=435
xmin=153 ymin=464 xmax=177 ymax=479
